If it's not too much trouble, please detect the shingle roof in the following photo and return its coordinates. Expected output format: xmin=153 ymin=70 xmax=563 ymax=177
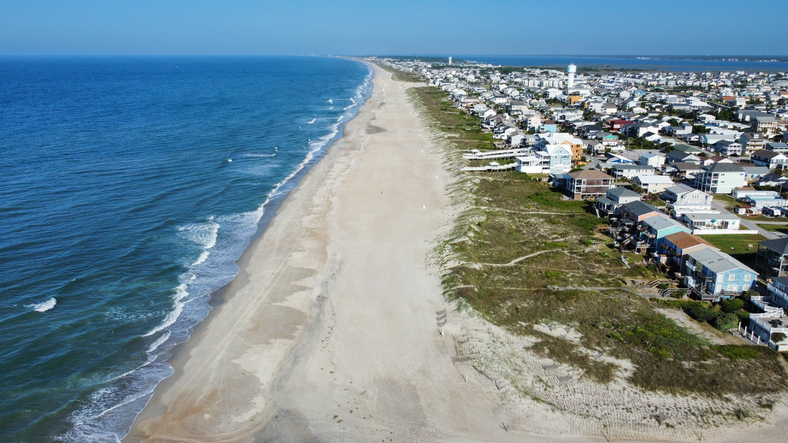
xmin=759 ymin=237 xmax=788 ymax=255
xmin=704 ymin=162 xmax=743 ymax=173
xmin=663 ymin=231 xmax=715 ymax=250
xmin=567 ymin=170 xmax=613 ymax=179
xmin=689 ymin=248 xmax=756 ymax=274
xmin=621 ymin=200 xmax=660 ymax=217
xmin=607 ymin=187 xmax=640 ymax=198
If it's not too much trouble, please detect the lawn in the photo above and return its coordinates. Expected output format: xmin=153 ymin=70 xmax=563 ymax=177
xmin=759 ymin=223 xmax=788 ymax=234
xmin=698 ymin=233 xmax=766 ymax=268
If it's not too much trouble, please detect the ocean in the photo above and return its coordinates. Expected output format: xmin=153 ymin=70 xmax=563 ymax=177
xmin=0 ymin=55 xmax=372 ymax=442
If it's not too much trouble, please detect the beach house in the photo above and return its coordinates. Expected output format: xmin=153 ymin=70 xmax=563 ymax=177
xmin=595 ymin=187 xmax=641 ymax=219
xmin=751 ymin=150 xmax=788 ymax=170
xmin=684 ymin=248 xmax=757 ymax=301
xmin=555 ymin=170 xmax=615 ymax=200
xmin=755 ymin=237 xmax=788 ymax=278
xmin=656 ymin=231 xmax=717 ymax=269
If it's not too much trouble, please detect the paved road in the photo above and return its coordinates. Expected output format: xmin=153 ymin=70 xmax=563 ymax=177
xmin=710 ymin=199 xmax=786 ymax=239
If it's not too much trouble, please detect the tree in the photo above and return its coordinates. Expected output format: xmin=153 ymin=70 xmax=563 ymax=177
xmin=668 ymin=118 xmax=680 ymax=127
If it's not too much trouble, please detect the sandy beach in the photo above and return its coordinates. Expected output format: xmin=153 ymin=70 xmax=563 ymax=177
xmin=126 ymin=62 xmax=788 ymax=443
xmin=126 ymin=63 xmax=515 ymax=442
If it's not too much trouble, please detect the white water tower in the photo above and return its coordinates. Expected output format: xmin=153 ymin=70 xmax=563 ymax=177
xmin=448 ymin=57 xmax=452 ymax=65
xmin=567 ymin=63 xmax=577 ymax=89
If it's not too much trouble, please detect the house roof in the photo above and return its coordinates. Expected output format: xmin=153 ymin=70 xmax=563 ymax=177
xmin=621 ymin=200 xmax=660 ymax=217
xmin=752 ymin=149 xmax=785 ymax=159
xmin=759 ymin=237 xmax=788 ymax=255
xmin=672 ymin=162 xmax=703 ymax=171
xmin=643 ymin=215 xmax=690 ymax=232
xmin=607 ymin=187 xmax=640 ymax=198
xmin=704 ymin=162 xmax=744 ymax=173
xmin=635 ymin=175 xmax=673 ymax=184
xmin=688 ymin=248 xmax=756 ymax=274
xmin=567 ymin=170 xmax=613 ymax=180
xmin=612 ymin=164 xmax=653 ymax=170
xmin=663 ymin=231 xmax=715 ymax=250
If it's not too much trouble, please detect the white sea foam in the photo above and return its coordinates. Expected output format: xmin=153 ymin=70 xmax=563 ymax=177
xmin=146 ymin=330 xmax=171 ymax=354
xmin=307 ymin=117 xmax=316 ymax=124
xmin=30 ymin=298 xmax=57 ymax=312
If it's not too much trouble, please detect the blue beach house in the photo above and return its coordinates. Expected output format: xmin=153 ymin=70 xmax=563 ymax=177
xmin=642 ymin=215 xmax=691 ymax=252
xmin=684 ymin=248 xmax=757 ymax=301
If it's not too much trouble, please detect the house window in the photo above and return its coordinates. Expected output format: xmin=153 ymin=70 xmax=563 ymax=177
xmin=727 ymin=285 xmax=738 ymax=292
xmin=744 ymin=274 xmax=751 ymax=281
xmin=728 ymin=274 xmax=735 ymax=281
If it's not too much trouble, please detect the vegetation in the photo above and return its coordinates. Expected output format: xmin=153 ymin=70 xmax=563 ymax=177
xmin=409 ymin=84 xmax=788 ymax=396
xmin=698 ymin=234 xmax=766 ymax=268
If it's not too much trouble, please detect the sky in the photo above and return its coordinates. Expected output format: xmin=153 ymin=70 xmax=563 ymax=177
xmin=1 ymin=0 xmax=786 ymax=56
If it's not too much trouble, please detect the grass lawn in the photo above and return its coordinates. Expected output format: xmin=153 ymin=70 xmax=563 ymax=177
xmin=697 ymin=233 xmax=766 ymax=268
xmin=759 ymin=223 xmax=788 ymax=234
xmin=713 ymin=194 xmax=737 ymax=206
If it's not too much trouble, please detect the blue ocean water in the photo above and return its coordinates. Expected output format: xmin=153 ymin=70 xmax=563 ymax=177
xmin=456 ymin=55 xmax=788 ymax=72
xmin=0 ymin=56 xmax=371 ymax=442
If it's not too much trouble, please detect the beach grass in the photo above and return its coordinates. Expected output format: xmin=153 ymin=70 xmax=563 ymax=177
xmin=412 ymin=85 xmax=788 ymax=396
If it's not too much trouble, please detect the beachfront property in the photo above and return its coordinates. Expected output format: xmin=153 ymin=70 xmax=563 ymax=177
xmin=641 ymin=214 xmax=691 ymax=252
xmin=554 ymin=169 xmax=615 ymax=200
xmin=655 ymin=231 xmax=717 ymax=270
xmin=515 ymin=146 xmax=572 ymax=174
xmin=595 ymin=187 xmax=641 ymax=219
xmin=693 ymin=162 xmax=745 ymax=194
xmin=683 ymin=248 xmax=757 ymax=301
xmin=618 ymin=200 xmax=663 ymax=229
xmin=748 ymin=291 xmax=788 ymax=350
xmin=755 ymin=237 xmax=788 ymax=278
xmin=535 ymin=133 xmax=583 ymax=162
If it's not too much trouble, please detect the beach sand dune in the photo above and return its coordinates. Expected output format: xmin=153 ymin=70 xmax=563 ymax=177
xmin=127 ymin=64 xmax=531 ymax=442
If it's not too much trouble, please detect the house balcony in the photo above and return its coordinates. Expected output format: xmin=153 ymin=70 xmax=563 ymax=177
xmin=691 ymin=286 xmax=738 ymax=301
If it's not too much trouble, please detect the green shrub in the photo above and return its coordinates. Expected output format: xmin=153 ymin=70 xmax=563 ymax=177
xmin=717 ymin=346 xmax=760 ymax=360
xmin=772 ymin=332 xmax=787 ymax=343
xmin=712 ymin=313 xmax=739 ymax=331
xmin=735 ymin=311 xmax=750 ymax=321
xmin=720 ymin=298 xmax=745 ymax=313
xmin=687 ymin=305 xmax=719 ymax=323
xmin=743 ymin=289 xmax=759 ymax=301
xmin=670 ymin=289 xmax=686 ymax=299
xmin=657 ymin=283 xmax=668 ymax=290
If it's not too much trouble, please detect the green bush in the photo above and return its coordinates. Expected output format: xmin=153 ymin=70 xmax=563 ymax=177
xmin=717 ymin=346 xmax=760 ymax=360
xmin=720 ymin=298 xmax=745 ymax=313
xmin=687 ymin=305 xmax=719 ymax=323
xmin=670 ymin=289 xmax=686 ymax=299
xmin=772 ymin=332 xmax=787 ymax=343
xmin=743 ymin=289 xmax=759 ymax=301
xmin=712 ymin=313 xmax=739 ymax=330
xmin=657 ymin=283 xmax=668 ymax=290
xmin=735 ymin=311 xmax=750 ymax=321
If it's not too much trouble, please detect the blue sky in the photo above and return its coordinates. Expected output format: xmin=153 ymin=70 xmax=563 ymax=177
xmin=1 ymin=0 xmax=785 ymax=55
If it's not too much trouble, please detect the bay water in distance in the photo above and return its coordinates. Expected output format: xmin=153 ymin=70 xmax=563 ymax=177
xmin=0 ymin=55 xmax=371 ymax=441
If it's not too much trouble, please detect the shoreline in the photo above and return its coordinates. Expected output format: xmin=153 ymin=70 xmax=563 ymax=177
xmin=123 ymin=59 xmax=374 ymax=440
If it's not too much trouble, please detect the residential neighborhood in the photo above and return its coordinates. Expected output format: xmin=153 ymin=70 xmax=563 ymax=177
xmin=378 ymin=56 xmax=788 ymax=353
